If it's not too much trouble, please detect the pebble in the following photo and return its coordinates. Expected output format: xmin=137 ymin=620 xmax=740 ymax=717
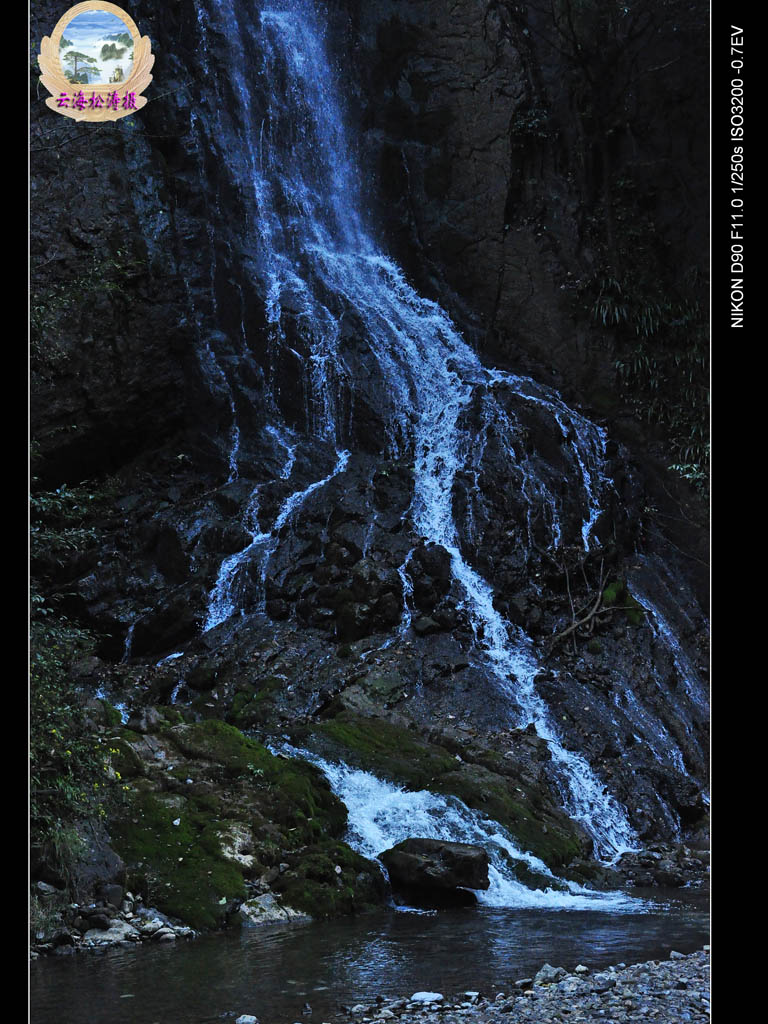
xmin=533 ymin=965 xmax=566 ymax=986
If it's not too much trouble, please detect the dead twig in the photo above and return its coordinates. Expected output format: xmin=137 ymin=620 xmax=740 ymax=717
xmin=547 ymin=558 xmax=609 ymax=652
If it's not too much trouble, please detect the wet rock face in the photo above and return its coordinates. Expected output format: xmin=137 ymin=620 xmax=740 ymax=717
xmin=348 ymin=0 xmax=707 ymax=399
xmin=30 ymin=6 xmax=194 ymax=487
xmin=349 ymin=0 xmax=586 ymax=375
xmin=343 ymin=0 xmax=709 ymax=603
xmin=47 ymin=418 xmax=707 ymax=862
xmin=29 ymin=122 xmax=191 ymax=483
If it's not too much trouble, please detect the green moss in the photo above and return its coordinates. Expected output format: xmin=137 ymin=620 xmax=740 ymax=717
xmin=190 ymin=791 xmax=226 ymax=816
xmin=99 ymin=701 xmax=123 ymax=728
xmin=119 ymin=727 xmax=142 ymax=743
xmin=170 ymin=720 xmax=346 ymax=829
xmin=442 ymin=771 xmax=583 ymax=868
xmin=317 ymin=716 xmax=456 ymax=789
xmin=231 ymin=688 xmax=256 ymax=719
xmin=168 ymin=719 xmax=267 ymax=774
xmin=110 ymin=790 xmax=246 ymax=930
xmin=228 ymin=677 xmax=282 ymax=728
xmin=364 ymin=671 xmax=406 ymax=701
xmin=155 ymin=706 xmax=185 ymax=726
xmin=109 ymin=717 xmax=387 ymax=927
xmin=624 ymin=592 xmax=645 ymax=626
xmin=274 ymin=840 xmax=385 ymax=919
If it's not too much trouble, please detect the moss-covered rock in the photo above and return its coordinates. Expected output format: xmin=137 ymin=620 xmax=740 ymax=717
xmin=316 ymin=715 xmax=456 ymax=789
xmin=107 ymin=715 xmax=386 ymax=930
xmin=98 ymin=700 xmax=124 ymax=728
xmin=274 ymin=839 xmax=387 ymax=918
xmin=107 ymin=735 xmax=146 ymax=780
xmin=109 ymin=789 xmax=246 ymax=930
xmin=228 ymin=676 xmax=283 ymax=728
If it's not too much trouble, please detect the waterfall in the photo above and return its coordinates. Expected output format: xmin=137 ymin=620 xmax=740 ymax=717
xmin=191 ymin=0 xmax=645 ymax=860
xmin=120 ymin=620 xmax=136 ymax=664
xmin=278 ymin=745 xmax=645 ymax=912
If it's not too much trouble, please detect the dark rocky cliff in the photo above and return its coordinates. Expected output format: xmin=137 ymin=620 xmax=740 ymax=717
xmin=31 ymin=0 xmax=708 ymax=579
xmin=345 ymin=0 xmax=708 ymax=592
xmin=30 ymin=0 xmax=708 ymax=935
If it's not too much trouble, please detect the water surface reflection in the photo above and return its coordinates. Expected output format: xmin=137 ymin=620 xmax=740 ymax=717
xmin=30 ymin=890 xmax=708 ymax=1024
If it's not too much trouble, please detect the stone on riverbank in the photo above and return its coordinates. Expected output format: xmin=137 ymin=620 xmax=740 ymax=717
xmin=82 ymin=919 xmax=140 ymax=945
xmin=533 ymin=964 xmax=567 ymax=986
xmin=381 ymin=839 xmax=490 ymax=892
xmin=237 ymin=893 xmax=311 ymax=927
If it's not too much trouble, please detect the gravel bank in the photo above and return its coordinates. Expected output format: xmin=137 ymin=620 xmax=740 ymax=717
xmin=332 ymin=949 xmax=710 ymax=1024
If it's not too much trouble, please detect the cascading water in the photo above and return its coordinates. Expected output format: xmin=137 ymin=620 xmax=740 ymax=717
xmin=278 ymin=745 xmax=644 ymax=912
xmin=188 ymin=0 xmax=678 ymax=865
xmin=628 ymin=571 xmax=708 ymax=715
xmin=204 ymin=423 xmax=299 ymax=631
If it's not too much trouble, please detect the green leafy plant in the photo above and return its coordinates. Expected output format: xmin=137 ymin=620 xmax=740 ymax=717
xmin=30 ymin=484 xmax=102 ymax=566
xmin=29 ymin=610 xmax=114 ymax=876
xmin=29 ymin=458 xmax=120 ymax=885
xmin=587 ymin=274 xmax=708 ymax=487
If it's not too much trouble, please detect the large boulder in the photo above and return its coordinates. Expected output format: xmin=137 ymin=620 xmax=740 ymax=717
xmin=379 ymin=838 xmax=490 ymax=895
xmin=237 ymin=894 xmax=311 ymax=927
